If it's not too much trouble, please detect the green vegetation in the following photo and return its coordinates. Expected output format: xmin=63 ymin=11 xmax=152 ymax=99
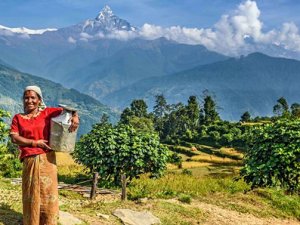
xmin=241 ymin=119 xmax=300 ymax=193
xmin=0 ymin=109 xmax=22 ymax=178
xmin=73 ymin=122 xmax=169 ymax=186
xmin=1 ymin=92 xmax=300 ymax=224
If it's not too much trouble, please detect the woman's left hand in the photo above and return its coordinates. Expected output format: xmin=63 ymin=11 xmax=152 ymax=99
xmin=69 ymin=112 xmax=79 ymax=132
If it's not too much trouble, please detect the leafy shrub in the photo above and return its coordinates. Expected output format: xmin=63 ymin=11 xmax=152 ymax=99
xmin=0 ymin=109 xmax=22 ymax=178
xmin=241 ymin=119 xmax=300 ymax=193
xmin=73 ymin=123 xmax=169 ymax=186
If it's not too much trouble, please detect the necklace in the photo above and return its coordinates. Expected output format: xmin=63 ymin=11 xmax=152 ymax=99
xmin=25 ymin=109 xmax=40 ymax=119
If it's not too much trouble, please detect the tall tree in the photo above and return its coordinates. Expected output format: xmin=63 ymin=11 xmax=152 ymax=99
xmin=203 ymin=95 xmax=219 ymax=124
xmin=120 ymin=107 xmax=133 ymax=124
xmin=162 ymin=103 xmax=189 ymax=141
xmin=153 ymin=95 xmax=169 ymax=137
xmin=291 ymin=103 xmax=300 ymax=118
xmin=130 ymin=99 xmax=148 ymax=118
xmin=240 ymin=111 xmax=251 ymax=122
xmin=100 ymin=113 xmax=110 ymax=124
xmin=128 ymin=116 xmax=155 ymax=133
xmin=153 ymin=94 xmax=168 ymax=118
xmin=273 ymin=97 xmax=290 ymax=117
xmin=186 ymin=96 xmax=200 ymax=130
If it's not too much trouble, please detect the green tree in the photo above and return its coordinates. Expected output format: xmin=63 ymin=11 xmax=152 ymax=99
xmin=73 ymin=123 xmax=169 ymax=186
xmin=203 ymin=95 xmax=220 ymax=124
xmin=273 ymin=97 xmax=290 ymax=117
xmin=128 ymin=116 xmax=155 ymax=133
xmin=130 ymin=99 xmax=148 ymax=118
xmin=153 ymin=94 xmax=169 ymax=137
xmin=120 ymin=100 xmax=150 ymax=126
xmin=241 ymin=119 xmax=300 ymax=193
xmin=162 ymin=103 xmax=189 ymax=142
xmin=120 ymin=107 xmax=133 ymax=124
xmin=291 ymin=103 xmax=300 ymax=118
xmin=186 ymin=96 xmax=200 ymax=130
xmin=153 ymin=94 xmax=168 ymax=118
xmin=240 ymin=111 xmax=251 ymax=122
xmin=100 ymin=113 xmax=110 ymax=124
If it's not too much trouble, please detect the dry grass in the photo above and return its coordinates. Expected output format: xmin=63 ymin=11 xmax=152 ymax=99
xmin=219 ymin=147 xmax=243 ymax=159
xmin=191 ymin=153 xmax=242 ymax=165
xmin=56 ymin=152 xmax=77 ymax=166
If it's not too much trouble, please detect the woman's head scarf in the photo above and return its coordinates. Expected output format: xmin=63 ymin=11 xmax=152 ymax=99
xmin=23 ymin=85 xmax=47 ymax=110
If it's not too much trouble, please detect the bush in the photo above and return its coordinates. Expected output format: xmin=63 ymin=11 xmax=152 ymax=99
xmin=0 ymin=109 xmax=22 ymax=178
xmin=241 ymin=119 xmax=300 ymax=193
xmin=73 ymin=123 xmax=169 ymax=186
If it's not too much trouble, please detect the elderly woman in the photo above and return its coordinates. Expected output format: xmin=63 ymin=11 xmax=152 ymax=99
xmin=10 ymin=85 xmax=79 ymax=225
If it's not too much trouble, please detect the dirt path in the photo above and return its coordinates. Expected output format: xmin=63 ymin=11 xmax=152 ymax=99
xmin=74 ymin=199 xmax=300 ymax=225
xmin=195 ymin=202 xmax=299 ymax=225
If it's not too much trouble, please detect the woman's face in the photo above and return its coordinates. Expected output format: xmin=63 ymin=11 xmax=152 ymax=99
xmin=23 ymin=90 xmax=41 ymax=113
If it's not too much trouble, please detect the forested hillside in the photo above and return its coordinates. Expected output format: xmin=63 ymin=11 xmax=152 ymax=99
xmin=0 ymin=63 xmax=118 ymax=136
xmin=106 ymin=53 xmax=300 ymax=120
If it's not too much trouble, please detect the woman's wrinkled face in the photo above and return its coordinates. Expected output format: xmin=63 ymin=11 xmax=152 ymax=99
xmin=23 ymin=90 xmax=41 ymax=113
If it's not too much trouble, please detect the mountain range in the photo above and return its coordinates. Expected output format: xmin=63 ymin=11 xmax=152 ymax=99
xmin=106 ymin=53 xmax=300 ymax=120
xmin=1 ymin=6 xmax=300 ymax=121
xmin=0 ymin=63 xmax=119 ymax=136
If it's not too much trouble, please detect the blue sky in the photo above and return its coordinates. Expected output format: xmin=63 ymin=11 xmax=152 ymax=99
xmin=0 ymin=0 xmax=299 ymax=30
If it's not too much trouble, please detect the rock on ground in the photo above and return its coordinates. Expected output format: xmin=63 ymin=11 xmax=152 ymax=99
xmin=59 ymin=210 xmax=84 ymax=225
xmin=113 ymin=209 xmax=161 ymax=225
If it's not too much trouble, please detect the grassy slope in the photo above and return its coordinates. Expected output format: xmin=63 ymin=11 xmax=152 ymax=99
xmin=0 ymin=144 xmax=299 ymax=225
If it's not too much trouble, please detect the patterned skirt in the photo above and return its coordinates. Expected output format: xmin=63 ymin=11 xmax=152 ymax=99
xmin=22 ymin=151 xmax=59 ymax=225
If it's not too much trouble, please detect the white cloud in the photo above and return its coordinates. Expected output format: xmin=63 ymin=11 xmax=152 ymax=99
xmin=61 ymin=0 xmax=300 ymax=56
xmin=107 ymin=30 xmax=138 ymax=41
xmin=0 ymin=28 xmax=15 ymax=37
xmin=80 ymin=32 xmax=93 ymax=39
xmin=68 ymin=36 xmax=76 ymax=43
xmin=136 ymin=0 xmax=300 ymax=56
xmin=95 ymin=32 xmax=105 ymax=38
xmin=19 ymin=33 xmax=30 ymax=39
xmin=79 ymin=32 xmax=93 ymax=42
xmin=276 ymin=22 xmax=300 ymax=51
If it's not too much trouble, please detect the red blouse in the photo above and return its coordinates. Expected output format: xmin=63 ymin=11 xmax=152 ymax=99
xmin=10 ymin=107 xmax=63 ymax=159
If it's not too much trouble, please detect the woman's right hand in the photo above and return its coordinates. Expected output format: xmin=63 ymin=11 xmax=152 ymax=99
xmin=33 ymin=140 xmax=52 ymax=150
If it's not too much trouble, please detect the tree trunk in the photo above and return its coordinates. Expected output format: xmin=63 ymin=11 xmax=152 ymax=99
xmin=121 ymin=174 xmax=127 ymax=201
xmin=90 ymin=172 xmax=99 ymax=199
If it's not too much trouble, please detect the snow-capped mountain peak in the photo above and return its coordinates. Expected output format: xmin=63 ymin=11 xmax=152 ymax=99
xmin=79 ymin=5 xmax=136 ymax=35
xmin=0 ymin=24 xmax=57 ymax=35
xmin=96 ymin=5 xmax=114 ymax=21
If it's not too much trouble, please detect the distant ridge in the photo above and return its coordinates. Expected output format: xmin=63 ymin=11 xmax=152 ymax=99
xmin=104 ymin=53 xmax=300 ymax=120
xmin=0 ymin=63 xmax=119 ymax=136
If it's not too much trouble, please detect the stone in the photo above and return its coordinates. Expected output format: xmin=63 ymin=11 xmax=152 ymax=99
xmin=113 ymin=209 xmax=161 ymax=225
xmin=191 ymin=146 xmax=197 ymax=151
xmin=83 ymin=193 xmax=90 ymax=198
xmin=59 ymin=210 xmax=84 ymax=225
xmin=97 ymin=213 xmax=110 ymax=220
xmin=136 ymin=197 xmax=148 ymax=204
